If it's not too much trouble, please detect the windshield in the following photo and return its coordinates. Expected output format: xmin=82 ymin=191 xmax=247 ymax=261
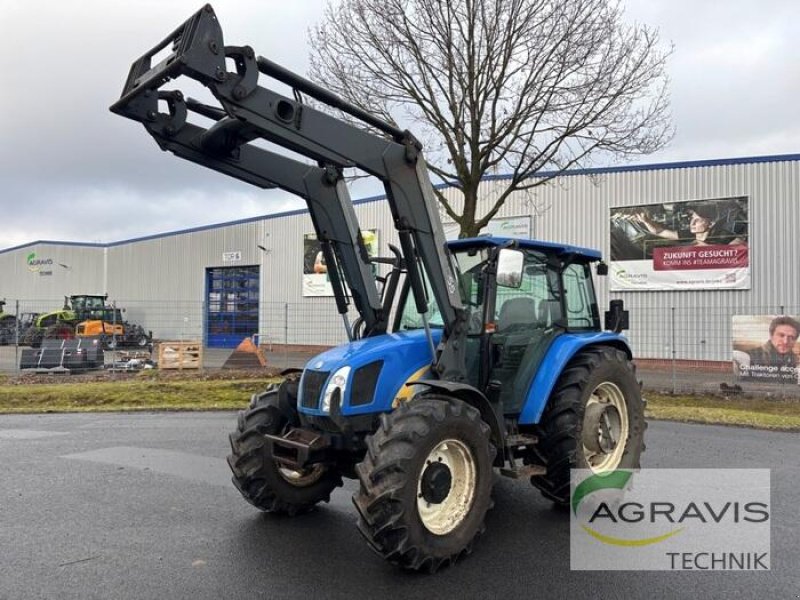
xmin=397 ymin=248 xmax=487 ymax=334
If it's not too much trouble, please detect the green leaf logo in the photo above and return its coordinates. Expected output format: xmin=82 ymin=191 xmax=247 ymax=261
xmin=572 ymin=471 xmax=683 ymax=547
xmin=26 ymin=252 xmax=39 ymax=272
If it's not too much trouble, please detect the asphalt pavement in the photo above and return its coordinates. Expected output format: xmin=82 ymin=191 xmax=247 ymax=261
xmin=0 ymin=414 xmax=796 ymax=600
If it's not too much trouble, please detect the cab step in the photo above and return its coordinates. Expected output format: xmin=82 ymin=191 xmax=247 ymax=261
xmin=505 ymin=433 xmax=539 ymax=448
xmin=499 ymin=464 xmax=546 ymax=479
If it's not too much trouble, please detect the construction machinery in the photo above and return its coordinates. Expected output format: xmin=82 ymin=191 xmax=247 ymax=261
xmin=18 ymin=297 xmax=86 ymax=347
xmin=111 ymin=5 xmax=645 ymax=572
xmin=75 ymin=306 xmax=151 ymax=349
xmin=20 ymin=295 xmax=150 ymax=349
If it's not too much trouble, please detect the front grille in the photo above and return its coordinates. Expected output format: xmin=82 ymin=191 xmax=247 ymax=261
xmin=301 ymin=370 xmax=330 ymax=409
xmin=350 ymin=361 xmax=383 ymax=406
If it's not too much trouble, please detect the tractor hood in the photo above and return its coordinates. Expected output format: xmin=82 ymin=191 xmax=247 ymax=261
xmin=299 ymin=329 xmax=444 ymax=416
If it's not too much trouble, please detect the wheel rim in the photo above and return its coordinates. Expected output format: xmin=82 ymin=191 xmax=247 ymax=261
xmin=416 ymin=439 xmax=476 ymax=536
xmin=277 ymin=464 xmax=325 ymax=487
xmin=581 ymin=382 xmax=629 ymax=472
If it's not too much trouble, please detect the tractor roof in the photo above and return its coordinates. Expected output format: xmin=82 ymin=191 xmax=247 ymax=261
xmin=447 ymin=236 xmax=602 ymax=260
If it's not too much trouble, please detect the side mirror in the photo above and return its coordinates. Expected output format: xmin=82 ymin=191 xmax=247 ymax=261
xmin=596 ymin=261 xmax=609 ymax=276
xmin=604 ymin=299 xmax=629 ymax=333
xmin=496 ymin=249 xmax=524 ymax=289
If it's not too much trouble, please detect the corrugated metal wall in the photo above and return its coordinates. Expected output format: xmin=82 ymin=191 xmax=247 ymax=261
xmin=2 ymin=156 xmax=797 ymax=355
xmin=512 ymin=158 xmax=800 ymax=360
xmin=105 ymin=220 xmax=265 ymax=340
xmin=0 ymin=243 xmax=106 ymax=313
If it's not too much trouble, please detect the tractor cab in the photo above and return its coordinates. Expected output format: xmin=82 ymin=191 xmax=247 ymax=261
xmin=68 ymin=295 xmax=109 ymax=320
xmin=397 ymin=236 xmax=607 ymax=414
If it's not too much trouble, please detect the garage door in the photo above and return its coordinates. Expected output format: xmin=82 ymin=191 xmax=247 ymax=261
xmin=206 ymin=266 xmax=260 ymax=348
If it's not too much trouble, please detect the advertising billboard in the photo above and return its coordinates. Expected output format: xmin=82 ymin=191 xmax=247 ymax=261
xmin=732 ymin=315 xmax=800 ymax=384
xmin=302 ymin=230 xmax=379 ymax=297
xmin=609 ymin=197 xmax=749 ymax=291
xmin=442 ymin=215 xmax=531 ymax=240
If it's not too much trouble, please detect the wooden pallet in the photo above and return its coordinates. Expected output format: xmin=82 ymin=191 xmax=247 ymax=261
xmin=157 ymin=341 xmax=203 ymax=370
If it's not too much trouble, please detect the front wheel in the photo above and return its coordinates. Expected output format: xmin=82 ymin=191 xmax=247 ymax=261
xmin=227 ymin=379 xmax=342 ymax=516
xmin=531 ymin=346 xmax=646 ymax=506
xmin=353 ymin=395 xmax=495 ymax=572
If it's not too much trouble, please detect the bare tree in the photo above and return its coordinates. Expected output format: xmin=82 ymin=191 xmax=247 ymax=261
xmin=308 ymin=0 xmax=673 ymax=237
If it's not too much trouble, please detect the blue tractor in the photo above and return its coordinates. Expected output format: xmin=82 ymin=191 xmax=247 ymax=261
xmin=111 ymin=5 xmax=645 ymax=572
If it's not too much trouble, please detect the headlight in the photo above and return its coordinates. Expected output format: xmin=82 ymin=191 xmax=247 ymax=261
xmin=321 ymin=366 xmax=351 ymax=413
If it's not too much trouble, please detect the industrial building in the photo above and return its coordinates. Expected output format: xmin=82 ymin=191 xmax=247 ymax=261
xmin=1 ymin=153 xmax=798 ymax=364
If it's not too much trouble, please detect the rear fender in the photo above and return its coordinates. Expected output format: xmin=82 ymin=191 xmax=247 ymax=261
xmin=518 ymin=333 xmax=632 ymax=425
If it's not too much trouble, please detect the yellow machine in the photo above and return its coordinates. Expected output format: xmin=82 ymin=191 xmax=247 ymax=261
xmin=75 ymin=307 xmax=151 ymax=349
xmin=76 ymin=320 xmax=125 ymax=338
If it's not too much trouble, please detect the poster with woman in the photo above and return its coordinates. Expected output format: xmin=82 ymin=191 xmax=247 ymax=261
xmin=609 ymin=197 xmax=749 ymax=291
xmin=302 ymin=230 xmax=379 ymax=296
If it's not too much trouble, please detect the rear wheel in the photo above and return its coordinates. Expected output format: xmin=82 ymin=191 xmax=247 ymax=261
xmin=353 ymin=396 xmax=495 ymax=572
xmin=531 ymin=346 xmax=645 ymax=506
xmin=0 ymin=317 xmax=15 ymax=345
xmin=227 ymin=378 xmax=342 ymax=515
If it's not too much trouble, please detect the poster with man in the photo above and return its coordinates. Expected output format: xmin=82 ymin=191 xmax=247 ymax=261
xmin=732 ymin=315 xmax=800 ymax=384
xmin=609 ymin=197 xmax=749 ymax=291
xmin=302 ymin=230 xmax=379 ymax=296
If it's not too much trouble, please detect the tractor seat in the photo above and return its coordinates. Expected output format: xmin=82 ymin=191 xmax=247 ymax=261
xmin=537 ymin=299 xmax=562 ymax=328
xmin=497 ymin=297 xmax=538 ymax=332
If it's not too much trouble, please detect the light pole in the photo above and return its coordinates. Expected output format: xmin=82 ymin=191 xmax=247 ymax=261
xmin=256 ymin=238 xmax=274 ymax=354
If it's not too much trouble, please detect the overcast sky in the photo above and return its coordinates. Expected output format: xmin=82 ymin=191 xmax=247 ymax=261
xmin=1 ymin=0 xmax=797 ymax=250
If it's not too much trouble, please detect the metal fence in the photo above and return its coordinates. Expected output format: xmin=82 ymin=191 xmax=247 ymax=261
xmin=1 ymin=298 xmax=799 ymax=397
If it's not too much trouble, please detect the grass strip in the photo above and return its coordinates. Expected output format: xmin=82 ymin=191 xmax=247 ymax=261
xmin=0 ymin=377 xmax=279 ymax=413
xmin=646 ymin=393 xmax=800 ymax=431
xmin=0 ymin=377 xmax=798 ymax=432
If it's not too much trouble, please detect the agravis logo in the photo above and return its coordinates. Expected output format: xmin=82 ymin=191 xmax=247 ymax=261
xmin=570 ymin=469 xmax=771 ymax=571
xmin=572 ymin=471 xmax=683 ymax=547
xmin=26 ymin=252 xmax=53 ymax=273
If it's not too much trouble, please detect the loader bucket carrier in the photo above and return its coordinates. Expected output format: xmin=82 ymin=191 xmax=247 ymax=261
xmin=110 ymin=4 xmax=464 ymax=367
xmin=111 ymin=4 xmax=645 ymax=573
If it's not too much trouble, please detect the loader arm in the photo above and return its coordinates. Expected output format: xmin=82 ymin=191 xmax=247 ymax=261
xmin=135 ymin=97 xmax=385 ymax=337
xmin=110 ymin=4 xmax=469 ymax=381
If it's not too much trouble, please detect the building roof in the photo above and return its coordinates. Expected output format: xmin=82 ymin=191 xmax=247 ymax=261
xmin=2 ymin=152 xmax=798 ymax=255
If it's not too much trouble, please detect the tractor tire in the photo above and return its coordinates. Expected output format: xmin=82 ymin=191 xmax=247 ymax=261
xmin=353 ymin=395 xmax=495 ymax=572
xmin=531 ymin=346 xmax=646 ymax=507
xmin=227 ymin=379 xmax=342 ymax=516
xmin=26 ymin=330 xmax=44 ymax=348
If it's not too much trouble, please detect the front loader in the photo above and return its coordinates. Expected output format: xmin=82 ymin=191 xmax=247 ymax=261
xmin=111 ymin=5 xmax=645 ymax=572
